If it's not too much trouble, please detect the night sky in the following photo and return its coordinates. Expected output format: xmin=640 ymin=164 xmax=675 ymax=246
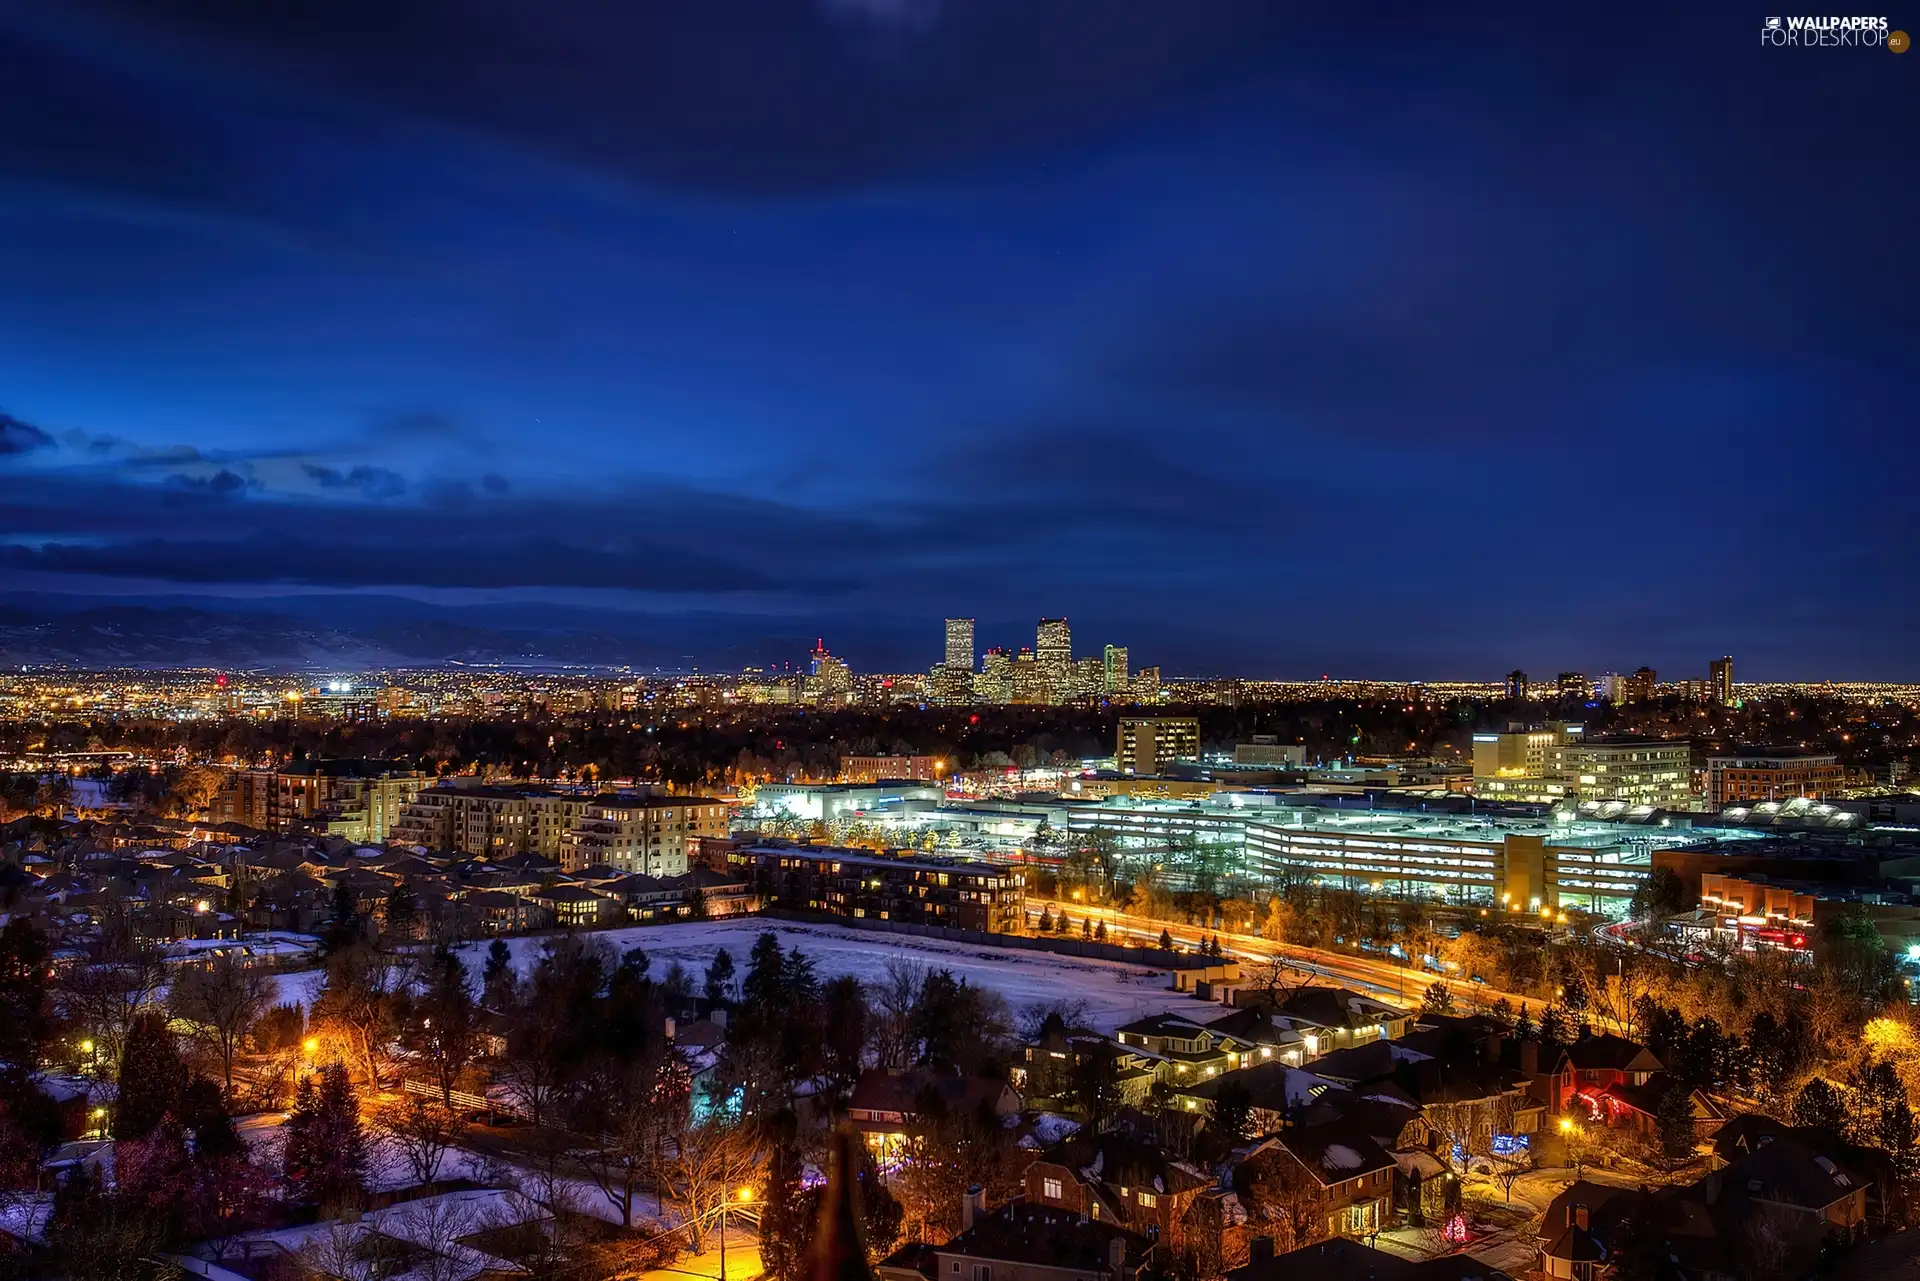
xmin=1 ymin=2 xmax=1913 ymax=677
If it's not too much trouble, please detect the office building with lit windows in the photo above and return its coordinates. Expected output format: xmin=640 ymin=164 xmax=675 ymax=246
xmin=557 ymin=795 xmax=729 ymax=876
xmin=1117 ymin=717 xmax=1202 ymax=775
xmin=1470 ymin=722 xmax=1583 ymax=803
xmin=945 ymin=618 xmax=975 ymax=673
xmin=1709 ymin=656 xmax=1735 ymax=705
xmin=1706 ymin=749 xmax=1844 ymax=807
xmin=1036 ymin=618 xmax=1072 ymax=702
xmin=1561 ymin=737 xmax=1695 ymax=810
xmin=1103 ymin=645 xmax=1130 ymax=695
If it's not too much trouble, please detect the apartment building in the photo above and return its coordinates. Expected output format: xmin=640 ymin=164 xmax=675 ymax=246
xmin=1707 ymin=749 xmax=1844 ymax=806
xmin=556 ymin=794 xmax=728 ymax=875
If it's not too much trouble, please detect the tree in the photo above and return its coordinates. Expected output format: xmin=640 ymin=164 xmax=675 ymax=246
xmin=822 ymin=976 xmax=869 ymax=1101
xmin=1790 ymin=1078 xmax=1849 ymax=1134
xmin=1037 ymin=907 xmax=1054 ymax=934
xmin=411 ymin=944 xmax=479 ymax=1107
xmin=310 ymin=937 xmax=404 ymax=1086
xmin=42 ymin=1163 xmax=171 ymax=1281
xmin=283 ymin=1063 xmax=368 ymax=1214
xmin=384 ymin=883 xmax=419 ymax=939
xmin=1094 ymin=920 xmax=1108 ymax=943
xmin=169 ymin=953 xmax=275 ymax=1099
xmin=0 ymin=919 xmax=52 ymax=1087
xmin=115 ymin=1010 xmax=187 ymax=1141
xmin=1070 ymin=1047 xmax=1124 ymax=1131
xmin=675 ymin=1116 xmax=764 ymax=1254
xmin=1421 ymin=982 xmax=1455 ymax=1016
xmin=705 ymin=948 xmax=737 ymax=1005
xmin=1538 ymin=1002 xmax=1573 ymax=1048
xmin=1158 ymin=928 xmax=1175 ymax=952
xmin=1210 ymin=1081 xmax=1254 ymax=1151
xmin=373 ymin=1095 xmax=467 ymax=1186
xmin=481 ymin=938 xmax=516 ymax=1008
xmin=1629 ymin=866 xmax=1690 ymax=922
xmin=1657 ymin=1084 xmax=1697 ymax=1168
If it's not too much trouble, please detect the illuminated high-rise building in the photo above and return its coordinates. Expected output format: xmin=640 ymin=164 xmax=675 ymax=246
xmin=1010 ymin=649 xmax=1047 ymax=704
xmin=977 ymin=648 xmax=1013 ymax=704
xmin=1505 ymin=670 xmax=1530 ymax=700
xmin=1103 ymin=645 xmax=1130 ymax=695
xmin=1036 ymin=618 xmax=1071 ymax=703
xmin=1556 ymin=672 xmax=1590 ymax=700
xmin=1709 ymin=656 xmax=1734 ymax=706
xmin=944 ymin=618 xmax=975 ymax=674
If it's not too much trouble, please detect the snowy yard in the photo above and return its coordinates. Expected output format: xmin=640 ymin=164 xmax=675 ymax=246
xmin=265 ymin=919 xmax=1217 ymax=1034
xmin=452 ymin=918 xmax=1214 ymax=1033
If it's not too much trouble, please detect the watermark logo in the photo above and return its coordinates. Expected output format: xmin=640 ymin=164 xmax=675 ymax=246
xmin=1759 ymin=14 xmax=1905 ymax=48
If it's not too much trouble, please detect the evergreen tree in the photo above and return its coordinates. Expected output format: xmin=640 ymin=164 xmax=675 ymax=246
xmin=1094 ymin=920 xmax=1107 ymax=942
xmin=481 ymin=938 xmax=516 ymax=1008
xmin=1157 ymin=928 xmax=1174 ymax=952
xmin=0 ymin=918 xmax=51 ymax=1088
xmin=1790 ymin=1077 xmax=1848 ymax=1134
xmin=115 ymin=1010 xmax=187 ymax=1141
xmin=384 ymin=883 xmax=418 ymax=938
xmin=283 ymin=1063 xmax=368 ymax=1213
xmin=1037 ymin=907 xmax=1054 ymax=933
xmin=1421 ymin=982 xmax=1455 ymax=1016
xmin=1656 ymin=1085 xmax=1696 ymax=1166
xmin=1537 ymin=1002 xmax=1573 ymax=1048
xmin=705 ymin=948 xmax=737 ymax=1005
xmin=322 ymin=881 xmax=361 ymax=954
xmin=1513 ymin=1005 xmax=1537 ymax=1042
xmin=1081 ymin=917 xmax=1092 ymax=939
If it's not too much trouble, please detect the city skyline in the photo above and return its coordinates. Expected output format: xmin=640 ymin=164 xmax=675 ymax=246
xmin=0 ymin=6 xmax=1913 ymax=674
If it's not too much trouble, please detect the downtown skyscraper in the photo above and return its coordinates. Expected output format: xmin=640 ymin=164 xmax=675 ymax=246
xmin=944 ymin=618 xmax=975 ymax=674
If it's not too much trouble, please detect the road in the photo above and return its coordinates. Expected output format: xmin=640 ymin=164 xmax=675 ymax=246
xmin=1031 ymin=897 xmax=1547 ymax=1016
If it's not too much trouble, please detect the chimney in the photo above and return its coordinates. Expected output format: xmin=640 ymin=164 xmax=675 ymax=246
xmin=1573 ymin=1205 xmax=1589 ymax=1231
xmin=1249 ymin=1237 xmax=1275 ymax=1265
xmin=1520 ymin=1040 xmax=1539 ymax=1077
xmin=962 ymin=1184 xmax=985 ymax=1231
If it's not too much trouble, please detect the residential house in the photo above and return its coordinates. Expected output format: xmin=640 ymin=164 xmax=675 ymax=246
xmin=1276 ymin=988 xmax=1413 ymax=1054
xmin=1238 ymin=1124 xmax=1398 ymax=1241
xmin=1229 ymin=1236 xmax=1513 ymax=1281
xmin=1022 ymin=1133 xmax=1211 ymax=1237
xmin=848 ymin=1069 xmax=1022 ymax=1163
xmin=879 ymin=1196 xmax=1153 ymax=1281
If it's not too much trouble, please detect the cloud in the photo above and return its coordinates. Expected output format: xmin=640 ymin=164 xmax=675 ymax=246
xmin=0 ymin=411 xmax=53 ymax=456
xmin=480 ymin=473 xmax=510 ymax=495
xmin=303 ymin=462 xmax=406 ymax=500
xmin=163 ymin=468 xmax=255 ymax=497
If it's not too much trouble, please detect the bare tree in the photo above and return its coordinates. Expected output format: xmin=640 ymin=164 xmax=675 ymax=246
xmin=311 ymin=938 xmax=405 ymax=1087
xmin=872 ymin=958 xmax=925 ymax=1070
xmin=59 ymin=898 xmax=169 ymax=1063
xmin=372 ymin=1096 xmax=468 ymax=1186
xmin=673 ymin=1116 xmax=765 ymax=1255
xmin=169 ymin=952 xmax=276 ymax=1098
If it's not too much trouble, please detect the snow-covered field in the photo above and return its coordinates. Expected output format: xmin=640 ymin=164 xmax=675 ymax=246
xmin=266 ymin=920 xmax=1215 ymax=1033
xmin=454 ymin=919 xmax=1212 ymax=1033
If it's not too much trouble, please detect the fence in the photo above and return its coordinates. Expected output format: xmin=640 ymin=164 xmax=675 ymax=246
xmin=403 ymin=1078 xmax=524 ymax=1120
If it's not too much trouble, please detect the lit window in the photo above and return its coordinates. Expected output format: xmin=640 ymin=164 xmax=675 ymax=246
xmin=1043 ymin=1177 xmax=1063 ymax=1199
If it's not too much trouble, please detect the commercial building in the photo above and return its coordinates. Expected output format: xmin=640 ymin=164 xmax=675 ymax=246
xmin=1505 ymin=670 xmax=1529 ymax=700
xmin=1696 ymin=873 xmax=1815 ymax=953
xmin=1061 ymin=794 xmax=1768 ymax=915
xmin=1011 ymin=650 xmax=1048 ymax=704
xmin=1709 ymin=656 xmax=1735 ymax=705
xmin=1560 ymin=738 xmax=1694 ymax=810
xmin=1103 ymin=645 xmax=1130 ymax=695
xmin=1706 ymin=749 xmax=1844 ymax=807
xmin=944 ymin=618 xmax=975 ymax=673
xmin=1037 ymin=618 xmax=1072 ymax=703
xmin=806 ymin=640 xmax=854 ymax=705
xmin=752 ymin=781 xmax=945 ymax=823
xmin=839 ymin=755 xmax=945 ymax=783
xmin=1234 ymin=736 xmax=1308 ymax=767
xmin=977 ymin=648 xmax=1013 ymax=704
xmin=1117 ymin=717 xmax=1201 ymax=775
xmin=1470 ymin=722 xmax=1583 ymax=804
xmin=1556 ymin=672 xmax=1590 ymax=700
xmin=556 ymin=794 xmax=728 ymax=875
xmin=735 ymin=843 xmax=1024 ymax=931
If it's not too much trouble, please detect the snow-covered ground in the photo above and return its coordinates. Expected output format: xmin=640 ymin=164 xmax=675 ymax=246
xmin=265 ymin=918 xmax=1218 ymax=1033
xmin=458 ymin=919 xmax=1210 ymax=1032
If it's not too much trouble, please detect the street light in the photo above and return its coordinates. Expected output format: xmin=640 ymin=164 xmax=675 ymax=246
xmin=717 ymin=1186 xmax=760 ymax=1281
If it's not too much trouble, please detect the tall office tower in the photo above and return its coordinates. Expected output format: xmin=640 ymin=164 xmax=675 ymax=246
xmin=1709 ymin=656 xmax=1734 ymax=706
xmin=944 ymin=618 xmax=975 ymax=673
xmin=1597 ymin=672 xmax=1623 ymax=702
xmin=978 ymin=648 xmax=1013 ymax=704
xmin=1071 ymin=657 xmax=1102 ymax=700
xmin=1036 ymin=618 xmax=1071 ymax=703
xmin=1133 ymin=666 xmax=1162 ymax=703
xmin=1103 ymin=645 xmax=1130 ymax=695
xmin=1505 ymin=670 xmax=1530 ymax=700
xmin=1557 ymin=672 xmax=1590 ymax=700
xmin=1010 ymin=649 xmax=1047 ymax=704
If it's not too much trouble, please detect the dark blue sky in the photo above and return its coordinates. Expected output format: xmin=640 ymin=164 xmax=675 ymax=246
xmin=0 ymin=2 xmax=1913 ymax=678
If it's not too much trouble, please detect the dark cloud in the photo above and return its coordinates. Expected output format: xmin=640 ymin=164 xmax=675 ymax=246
xmin=20 ymin=0 xmax=1286 ymax=199
xmin=163 ymin=468 xmax=254 ymax=497
xmin=303 ymin=463 xmax=406 ymax=500
xmin=0 ymin=411 xmax=53 ymax=456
